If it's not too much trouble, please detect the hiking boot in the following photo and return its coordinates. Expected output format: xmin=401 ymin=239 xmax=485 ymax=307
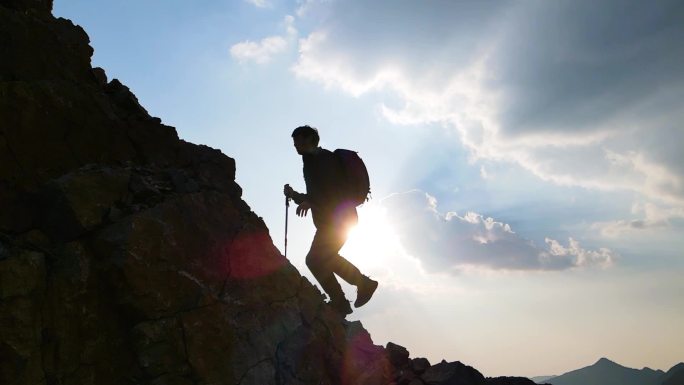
xmin=354 ymin=276 xmax=378 ymax=308
xmin=328 ymin=298 xmax=353 ymax=316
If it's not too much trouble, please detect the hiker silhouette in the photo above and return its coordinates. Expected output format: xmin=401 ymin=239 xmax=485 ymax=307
xmin=284 ymin=125 xmax=378 ymax=315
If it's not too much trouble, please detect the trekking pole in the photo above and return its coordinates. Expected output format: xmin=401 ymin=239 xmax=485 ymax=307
xmin=284 ymin=195 xmax=290 ymax=258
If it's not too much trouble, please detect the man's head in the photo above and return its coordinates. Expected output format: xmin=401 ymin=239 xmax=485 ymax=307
xmin=291 ymin=125 xmax=320 ymax=155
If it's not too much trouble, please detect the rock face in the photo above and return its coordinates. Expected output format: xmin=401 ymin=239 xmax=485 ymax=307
xmin=0 ymin=1 xmax=544 ymax=384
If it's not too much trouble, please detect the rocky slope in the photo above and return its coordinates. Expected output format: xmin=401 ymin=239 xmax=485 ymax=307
xmin=0 ymin=1 xmax=543 ymax=384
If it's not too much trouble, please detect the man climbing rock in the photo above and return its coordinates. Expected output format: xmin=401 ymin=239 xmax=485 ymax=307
xmin=284 ymin=125 xmax=378 ymax=315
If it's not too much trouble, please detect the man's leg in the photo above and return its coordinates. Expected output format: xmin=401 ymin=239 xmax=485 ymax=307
xmin=306 ymin=220 xmax=377 ymax=312
xmin=331 ymin=254 xmax=364 ymax=285
xmin=328 ymin=224 xmax=378 ymax=308
xmin=305 ymin=227 xmax=348 ymax=305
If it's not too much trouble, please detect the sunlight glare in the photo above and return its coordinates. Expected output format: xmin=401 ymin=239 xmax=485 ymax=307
xmin=341 ymin=203 xmax=401 ymax=273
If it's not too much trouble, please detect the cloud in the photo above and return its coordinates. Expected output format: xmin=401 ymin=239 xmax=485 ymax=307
xmin=479 ymin=165 xmax=489 ymax=180
xmin=591 ymin=202 xmax=684 ymax=237
xmin=291 ymin=0 xmax=684 ymax=214
xmin=230 ymin=15 xmax=297 ymax=64
xmin=295 ymin=0 xmax=331 ymax=18
xmin=230 ymin=36 xmax=288 ymax=64
xmin=381 ymin=190 xmax=616 ymax=272
xmin=244 ymin=0 xmax=272 ymax=9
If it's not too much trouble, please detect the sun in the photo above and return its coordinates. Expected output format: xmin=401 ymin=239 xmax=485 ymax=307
xmin=340 ymin=203 xmax=400 ymax=272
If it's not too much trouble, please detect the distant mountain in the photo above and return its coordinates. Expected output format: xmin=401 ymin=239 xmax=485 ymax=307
xmin=531 ymin=376 xmax=556 ymax=383
xmin=662 ymin=362 xmax=684 ymax=385
xmin=537 ymin=358 xmax=684 ymax=385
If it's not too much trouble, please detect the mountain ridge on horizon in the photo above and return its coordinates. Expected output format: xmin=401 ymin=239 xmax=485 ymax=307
xmin=533 ymin=357 xmax=684 ymax=385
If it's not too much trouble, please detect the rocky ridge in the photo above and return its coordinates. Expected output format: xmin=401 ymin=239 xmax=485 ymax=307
xmin=0 ymin=1 xmax=544 ymax=384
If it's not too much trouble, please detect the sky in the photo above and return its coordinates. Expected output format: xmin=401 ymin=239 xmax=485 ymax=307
xmin=53 ymin=0 xmax=684 ymax=378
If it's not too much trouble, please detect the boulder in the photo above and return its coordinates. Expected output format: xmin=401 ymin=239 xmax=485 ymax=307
xmin=421 ymin=360 xmax=487 ymax=385
xmin=387 ymin=341 xmax=411 ymax=368
xmin=412 ymin=357 xmax=432 ymax=375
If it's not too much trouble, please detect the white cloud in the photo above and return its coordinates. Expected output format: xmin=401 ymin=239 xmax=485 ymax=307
xmin=542 ymin=238 xmax=614 ymax=269
xmin=295 ymin=0 xmax=330 ymax=18
xmin=245 ymin=0 xmax=272 ymax=9
xmin=293 ymin=31 xmax=406 ymax=96
xmin=283 ymin=14 xmax=296 ymax=37
xmin=479 ymin=165 xmax=489 ymax=180
xmin=231 ymin=36 xmax=288 ymax=64
xmin=230 ymin=15 xmax=297 ymax=64
xmin=381 ymin=190 xmax=616 ymax=272
xmin=291 ymin=0 xmax=684 ymax=218
xmin=591 ymin=202 xmax=684 ymax=238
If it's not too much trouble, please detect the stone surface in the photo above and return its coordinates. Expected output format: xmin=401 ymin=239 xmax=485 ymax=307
xmin=0 ymin=1 xmax=543 ymax=384
xmin=421 ymin=360 xmax=487 ymax=385
xmin=412 ymin=357 xmax=432 ymax=375
xmin=387 ymin=341 xmax=411 ymax=368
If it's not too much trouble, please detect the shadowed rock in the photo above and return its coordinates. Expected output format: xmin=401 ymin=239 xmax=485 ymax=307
xmin=421 ymin=360 xmax=486 ymax=385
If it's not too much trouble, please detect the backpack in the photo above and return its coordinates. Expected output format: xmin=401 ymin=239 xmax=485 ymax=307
xmin=334 ymin=149 xmax=371 ymax=206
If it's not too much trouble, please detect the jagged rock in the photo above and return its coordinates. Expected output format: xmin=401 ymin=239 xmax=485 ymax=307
xmin=39 ymin=166 xmax=130 ymax=240
xmin=0 ymin=0 xmax=52 ymax=15
xmin=421 ymin=360 xmax=487 ymax=385
xmin=0 ymin=240 xmax=46 ymax=385
xmin=412 ymin=357 xmax=432 ymax=375
xmin=91 ymin=66 xmax=107 ymax=85
xmin=396 ymin=369 xmax=418 ymax=385
xmin=0 ymin=182 xmax=36 ymax=233
xmin=387 ymin=341 xmax=411 ymax=368
xmin=342 ymin=320 xmax=393 ymax=385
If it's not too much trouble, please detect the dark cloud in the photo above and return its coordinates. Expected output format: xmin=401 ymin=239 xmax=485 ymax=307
xmin=293 ymin=0 xmax=684 ymax=208
xmin=491 ymin=0 xmax=684 ymax=136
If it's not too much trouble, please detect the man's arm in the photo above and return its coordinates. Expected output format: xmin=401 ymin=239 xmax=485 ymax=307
xmin=291 ymin=191 xmax=308 ymax=205
xmin=284 ymin=185 xmax=315 ymax=217
xmin=284 ymin=184 xmax=313 ymax=206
